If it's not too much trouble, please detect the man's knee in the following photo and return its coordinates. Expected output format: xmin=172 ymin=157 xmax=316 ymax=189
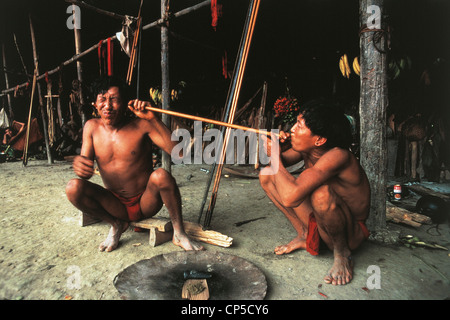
xmin=149 ymin=168 xmax=175 ymax=189
xmin=259 ymin=168 xmax=273 ymax=190
xmin=310 ymin=185 xmax=336 ymax=214
xmin=65 ymin=178 xmax=85 ymax=202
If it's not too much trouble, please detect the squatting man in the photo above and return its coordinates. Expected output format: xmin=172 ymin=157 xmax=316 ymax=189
xmin=259 ymin=100 xmax=371 ymax=285
xmin=66 ymin=76 xmax=204 ymax=252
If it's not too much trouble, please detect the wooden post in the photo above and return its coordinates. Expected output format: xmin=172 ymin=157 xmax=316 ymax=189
xmin=1 ymin=43 xmax=13 ymax=120
xmin=29 ymin=15 xmax=53 ymax=164
xmin=161 ymin=0 xmax=171 ymax=172
xmin=23 ymin=71 xmax=37 ymax=167
xmin=72 ymin=5 xmax=86 ymax=127
xmin=359 ymin=0 xmax=388 ymax=231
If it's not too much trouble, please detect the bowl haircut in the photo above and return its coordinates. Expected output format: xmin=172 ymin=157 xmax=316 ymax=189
xmin=299 ymin=99 xmax=353 ymax=150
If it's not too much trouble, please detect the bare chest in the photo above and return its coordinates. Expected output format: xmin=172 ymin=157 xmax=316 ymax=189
xmin=92 ymin=128 xmax=151 ymax=164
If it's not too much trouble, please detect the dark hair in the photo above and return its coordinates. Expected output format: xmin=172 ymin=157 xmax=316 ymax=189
xmin=299 ymin=99 xmax=353 ymax=149
xmin=89 ymin=76 xmax=131 ymax=104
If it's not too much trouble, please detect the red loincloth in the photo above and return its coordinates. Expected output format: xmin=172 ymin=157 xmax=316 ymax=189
xmin=306 ymin=212 xmax=370 ymax=256
xmin=111 ymin=191 xmax=145 ymax=231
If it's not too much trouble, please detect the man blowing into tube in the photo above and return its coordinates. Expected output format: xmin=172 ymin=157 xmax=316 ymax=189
xmin=259 ymin=100 xmax=370 ymax=285
xmin=66 ymin=76 xmax=204 ymax=252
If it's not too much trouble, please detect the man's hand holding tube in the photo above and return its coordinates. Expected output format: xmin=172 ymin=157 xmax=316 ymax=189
xmin=261 ymin=130 xmax=291 ymax=158
xmin=127 ymin=99 xmax=157 ymax=121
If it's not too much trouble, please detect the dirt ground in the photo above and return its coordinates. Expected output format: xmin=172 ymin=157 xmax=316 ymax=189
xmin=0 ymin=159 xmax=449 ymax=300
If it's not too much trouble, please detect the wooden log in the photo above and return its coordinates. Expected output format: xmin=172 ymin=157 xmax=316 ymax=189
xmin=386 ymin=202 xmax=432 ymax=228
xmin=182 ymin=279 xmax=209 ymax=300
xmin=183 ymin=221 xmax=233 ymax=247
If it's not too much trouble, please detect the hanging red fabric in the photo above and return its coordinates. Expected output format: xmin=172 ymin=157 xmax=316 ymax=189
xmin=107 ymin=37 xmax=113 ymax=76
xmin=211 ymin=0 xmax=222 ymax=31
xmin=211 ymin=0 xmax=227 ymax=78
xmin=98 ymin=39 xmax=113 ymax=76
xmin=222 ymin=50 xmax=228 ymax=79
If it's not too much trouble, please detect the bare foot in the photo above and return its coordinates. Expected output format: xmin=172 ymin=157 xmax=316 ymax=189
xmin=274 ymin=237 xmax=307 ymax=255
xmin=324 ymin=255 xmax=354 ymax=285
xmin=99 ymin=221 xmax=128 ymax=252
xmin=173 ymin=232 xmax=205 ymax=251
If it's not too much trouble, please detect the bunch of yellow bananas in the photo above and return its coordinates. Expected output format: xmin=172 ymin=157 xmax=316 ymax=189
xmin=352 ymin=57 xmax=360 ymax=76
xmin=339 ymin=54 xmax=351 ymax=79
xmin=339 ymin=54 xmax=360 ymax=78
xmin=171 ymin=89 xmax=178 ymax=101
xmin=149 ymin=87 xmax=161 ymax=104
xmin=149 ymin=87 xmax=179 ymax=104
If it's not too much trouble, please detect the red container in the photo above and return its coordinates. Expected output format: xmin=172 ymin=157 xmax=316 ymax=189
xmin=393 ymin=184 xmax=402 ymax=200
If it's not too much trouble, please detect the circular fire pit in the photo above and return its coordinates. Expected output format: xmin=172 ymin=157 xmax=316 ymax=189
xmin=114 ymin=250 xmax=267 ymax=300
